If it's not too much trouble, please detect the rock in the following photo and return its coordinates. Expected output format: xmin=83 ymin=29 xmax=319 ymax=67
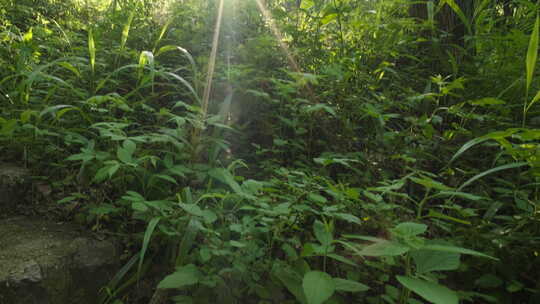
xmin=0 ymin=163 xmax=30 ymax=216
xmin=0 ymin=217 xmax=119 ymax=304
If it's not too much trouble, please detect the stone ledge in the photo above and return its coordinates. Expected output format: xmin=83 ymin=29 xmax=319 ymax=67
xmin=0 ymin=217 xmax=119 ymax=304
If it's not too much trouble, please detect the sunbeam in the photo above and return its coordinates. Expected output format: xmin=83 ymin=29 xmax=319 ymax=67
xmin=254 ymin=0 xmax=302 ymax=74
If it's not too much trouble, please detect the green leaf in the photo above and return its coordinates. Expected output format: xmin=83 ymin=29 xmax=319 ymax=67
xmin=154 ymin=174 xmax=178 ymax=185
xmin=527 ymin=15 xmax=540 ymax=94
xmin=427 ymin=210 xmax=471 ymax=225
xmin=457 ymin=162 xmax=528 ymax=191
xmin=117 ymin=147 xmax=133 ymax=164
xmin=158 ymin=264 xmax=201 ymax=289
xmin=175 ymin=219 xmax=200 ymax=267
xmin=22 ymin=27 xmax=33 ymax=42
xmin=132 ymin=202 xmax=148 ymax=212
xmin=88 ymin=29 xmax=95 ymax=74
xmin=526 ymin=90 xmax=540 ymax=113
xmin=440 ymin=0 xmax=471 ymax=35
xmin=326 ymin=254 xmax=357 ymax=266
xmin=421 ymin=244 xmax=498 ymax=260
xmin=450 ymin=129 xmax=518 ymax=163
xmin=396 ymin=276 xmax=458 ymax=304
xmin=313 ymin=220 xmax=333 ymax=247
xmin=123 ymin=139 xmax=136 ymax=155
xmin=334 ymin=213 xmax=362 ymax=225
xmin=230 ymin=240 xmax=246 ymax=248
xmin=301 ymin=0 xmax=314 ymax=9
xmin=57 ymin=62 xmax=81 ymax=77
xmin=120 ymin=12 xmax=135 ymax=52
xmin=272 ymin=263 xmax=307 ymax=304
xmin=410 ymin=177 xmax=452 ymax=191
xmin=139 ymin=217 xmax=161 ymax=278
xmin=392 ymin=222 xmax=427 ymax=237
xmin=411 ymin=249 xmax=460 ymax=274
xmin=208 ymin=168 xmax=244 ymax=195
xmin=469 ymin=98 xmax=505 ymax=106
xmin=308 ymin=193 xmax=327 ymax=203
xmin=475 ymin=274 xmax=503 ymax=289
xmin=333 ymin=278 xmax=369 ymax=292
xmin=432 ymin=191 xmax=484 ymax=201
xmin=171 ymin=295 xmax=193 ymax=304
xmin=359 ymin=240 xmax=409 ymax=257
xmin=179 ymin=203 xmax=204 ymax=217
xmin=303 ymin=271 xmax=335 ymax=304
xmin=321 ymin=13 xmax=338 ymax=25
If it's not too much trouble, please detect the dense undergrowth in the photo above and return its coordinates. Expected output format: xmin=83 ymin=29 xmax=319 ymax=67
xmin=1 ymin=0 xmax=539 ymax=303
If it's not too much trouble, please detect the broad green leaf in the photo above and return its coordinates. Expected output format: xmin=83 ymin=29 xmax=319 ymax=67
xmin=333 ymin=213 xmax=362 ymax=225
xmin=303 ymin=271 xmax=335 ymax=304
xmin=40 ymin=105 xmax=78 ymax=119
xmin=208 ymin=168 xmax=243 ymax=195
xmin=308 ymin=193 xmax=327 ymax=203
xmin=304 ymin=104 xmax=337 ymax=116
xmin=154 ymin=174 xmax=178 ymax=185
xmin=333 ymin=278 xmax=369 ymax=292
xmin=527 ymin=15 xmax=540 ymax=94
xmin=421 ymin=244 xmax=498 ymax=260
xmin=201 ymin=210 xmax=217 ymax=224
xmin=57 ymin=62 xmax=81 ymax=77
xmin=392 ymin=222 xmax=427 ymax=237
xmin=272 ymin=263 xmax=307 ymax=304
xmin=132 ymin=202 xmax=148 ymax=212
xmin=359 ymin=240 xmax=409 ymax=257
xmin=321 ymin=13 xmax=338 ymax=25
xmin=123 ymin=139 xmax=136 ymax=155
xmin=410 ymin=249 xmax=460 ymax=274
xmin=158 ymin=264 xmax=201 ymax=289
xmin=475 ymin=274 xmax=503 ymax=288
xmin=313 ymin=220 xmax=333 ymax=247
xmin=107 ymin=161 xmax=120 ymax=179
xmin=117 ymin=147 xmax=132 ymax=164
xmin=179 ymin=203 xmax=204 ymax=217
xmin=23 ymin=27 xmax=33 ymax=42
xmin=301 ymin=0 xmax=314 ymax=10
xmin=410 ymin=177 xmax=452 ymax=191
xmin=396 ymin=276 xmax=458 ymax=304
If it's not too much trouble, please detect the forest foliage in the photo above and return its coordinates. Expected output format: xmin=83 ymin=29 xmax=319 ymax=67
xmin=0 ymin=0 xmax=539 ymax=303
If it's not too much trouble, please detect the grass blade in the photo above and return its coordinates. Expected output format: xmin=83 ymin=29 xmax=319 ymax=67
xmin=450 ymin=129 xmax=518 ymax=163
xmin=120 ymin=12 xmax=135 ymax=52
xmin=175 ymin=218 xmax=200 ymax=266
xmin=526 ymin=14 xmax=539 ymax=95
xmin=457 ymin=162 xmax=528 ymax=191
xmin=440 ymin=0 xmax=472 ymax=35
xmin=152 ymin=19 xmax=172 ymax=53
xmin=138 ymin=216 xmax=161 ymax=279
xmin=88 ymin=29 xmax=96 ymax=75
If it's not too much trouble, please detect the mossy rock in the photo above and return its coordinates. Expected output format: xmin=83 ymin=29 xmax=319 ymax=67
xmin=0 ymin=217 xmax=119 ymax=304
xmin=0 ymin=163 xmax=31 ymax=216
